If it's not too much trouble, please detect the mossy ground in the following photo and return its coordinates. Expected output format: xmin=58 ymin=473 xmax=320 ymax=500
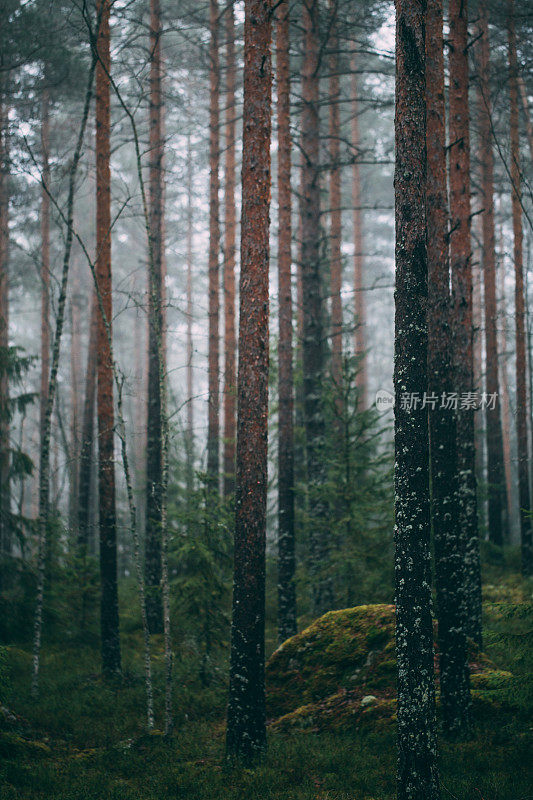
xmin=0 ymin=558 xmax=531 ymax=799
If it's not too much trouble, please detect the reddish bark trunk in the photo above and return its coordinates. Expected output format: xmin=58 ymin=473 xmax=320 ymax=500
xmin=226 ymin=0 xmax=271 ymax=761
xmin=477 ymin=0 xmax=506 ymax=545
xmin=508 ymin=0 xmax=532 ymax=575
xmin=449 ymin=0 xmax=482 ymax=646
xmin=426 ymin=0 xmax=471 ymax=738
xmin=351 ymin=53 xmax=366 ymax=407
xmin=95 ymin=0 xmax=121 ymax=676
xmin=276 ymin=0 xmax=296 ymax=643
xmin=207 ymin=0 xmax=220 ymax=487
xmin=223 ymin=3 xmax=237 ymax=498
xmin=145 ymin=0 xmax=164 ymax=635
xmin=394 ymin=1 xmax=440 ymax=795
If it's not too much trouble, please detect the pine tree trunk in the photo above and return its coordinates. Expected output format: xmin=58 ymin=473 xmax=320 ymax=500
xmin=449 ymin=0 xmax=482 ymax=647
xmin=328 ymin=0 xmax=343 ymax=412
xmin=276 ymin=0 xmax=296 ymax=644
xmin=0 ymin=86 xmax=10 ymax=566
xmin=498 ymin=240 xmax=514 ymax=537
xmin=78 ymin=290 xmax=98 ymax=553
xmin=394 ymin=2 xmax=440 ymax=796
xmin=223 ymin=2 xmax=237 ymax=498
xmin=517 ymin=75 xmax=533 ymax=162
xmin=301 ymin=0 xmax=333 ymax=617
xmin=472 ymin=214 xmax=487 ymax=530
xmin=477 ymin=1 xmax=506 ymax=546
xmin=69 ymin=254 xmax=81 ymax=540
xmin=40 ymin=88 xmax=50 ymax=515
xmin=207 ymin=0 xmax=220 ymax=488
xmin=508 ymin=0 xmax=533 ymax=575
xmin=351 ymin=53 xmax=366 ymax=407
xmin=426 ymin=0 xmax=471 ymax=739
xmin=144 ymin=0 xmax=164 ymax=635
xmin=186 ymin=133 xmax=195 ymax=500
xmin=95 ymin=0 xmax=121 ymax=676
xmin=226 ymin=0 xmax=271 ymax=761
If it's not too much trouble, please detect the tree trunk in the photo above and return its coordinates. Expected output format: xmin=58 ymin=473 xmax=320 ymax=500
xmin=207 ymin=0 xmax=220 ymax=488
xmin=78 ymin=290 xmax=98 ymax=553
xmin=223 ymin=2 xmax=237 ymax=498
xmin=186 ymin=133 xmax=195 ymax=500
xmin=517 ymin=75 xmax=533 ymax=162
xmin=144 ymin=0 xmax=164 ymax=635
xmin=225 ymin=0 xmax=271 ymax=762
xmin=351 ymin=53 xmax=366 ymax=407
xmin=95 ymin=0 xmax=121 ymax=676
xmin=394 ymin=2 xmax=440 ymax=797
xmin=0 ymin=86 xmax=9 ymax=566
xmin=69 ymin=253 xmax=81 ymax=541
xmin=276 ymin=0 xmax=296 ymax=644
xmin=477 ymin=1 xmax=506 ymax=546
xmin=449 ymin=0 xmax=482 ymax=647
xmin=301 ymin=0 xmax=333 ymax=617
xmin=40 ymin=88 xmax=50 ymax=519
xmin=508 ymin=0 xmax=533 ymax=575
xmin=328 ymin=0 xmax=343 ymax=413
xmin=498 ymin=237 xmax=514 ymax=538
xmin=426 ymin=0 xmax=471 ymax=739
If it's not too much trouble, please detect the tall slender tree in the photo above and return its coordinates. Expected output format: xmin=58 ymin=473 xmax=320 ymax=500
xmin=477 ymin=0 xmax=506 ymax=546
xmin=351 ymin=52 xmax=366 ymax=408
xmin=185 ymin=133 xmax=195 ymax=500
xmin=301 ymin=0 xmax=333 ymax=617
xmin=426 ymin=0 xmax=471 ymax=738
xmin=226 ymin=0 xmax=271 ymax=761
xmin=449 ymin=0 xmax=482 ymax=646
xmin=40 ymin=87 xmax=50 ymax=502
xmin=145 ymin=0 xmax=165 ymax=635
xmin=508 ymin=0 xmax=532 ymax=575
xmin=78 ymin=291 xmax=97 ymax=553
xmin=223 ymin=2 xmax=237 ymax=498
xmin=394 ymin=0 xmax=440 ymax=796
xmin=0 ymin=84 xmax=9 ymax=565
xmin=207 ymin=0 xmax=220 ymax=488
xmin=276 ymin=0 xmax=296 ymax=643
xmin=69 ymin=254 xmax=81 ymax=540
xmin=95 ymin=0 xmax=121 ymax=676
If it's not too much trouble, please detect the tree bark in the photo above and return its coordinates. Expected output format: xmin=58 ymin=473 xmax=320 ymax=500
xmin=207 ymin=0 xmax=220 ymax=488
xmin=95 ymin=0 xmax=121 ymax=676
xmin=144 ymin=0 xmax=164 ymax=635
xmin=477 ymin=0 xmax=506 ymax=546
xmin=78 ymin=290 xmax=98 ymax=553
xmin=517 ymin=75 xmax=533 ymax=162
xmin=186 ymin=133 xmax=195 ymax=500
xmin=226 ymin=0 xmax=271 ymax=761
xmin=426 ymin=0 xmax=471 ymax=739
xmin=223 ymin=2 xmax=237 ymax=498
xmin=40 ymin=88 xmax=50 ymax=512
xmin=0 ymin=85 xmax=10 ymax=565
xmin=276 ymin=0 xmax=296 ymax=644
xmin=394 ymin=1 xmax=440 ymax=797
xmin=301 ymin=0 xmax=333 ymax=617
xmin=497 ymin=236 xmax=513 ymax=537
xmin=328 ymin=0 xmax=343 ymax=412
xmin=69 ymin=253 xmax=81 ymax=541
xmin=351 ymin=53 xmax=366 ymax=407
xmin=508 ymin=0 xmax=532 ymax=575
xmin=449 ymin=0 xmax=482 ymax=647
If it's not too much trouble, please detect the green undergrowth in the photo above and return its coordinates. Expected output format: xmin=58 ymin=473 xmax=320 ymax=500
xmin=0 ymin=559 xmax=531 ymax=799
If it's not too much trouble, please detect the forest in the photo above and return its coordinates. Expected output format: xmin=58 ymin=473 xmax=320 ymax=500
xmin=0 ymin=0 xmax=532 ymax=797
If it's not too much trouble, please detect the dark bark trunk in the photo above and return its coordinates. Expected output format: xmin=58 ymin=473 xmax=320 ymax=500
xmin=427 ymin=0 xmax=471 ymax=739
xmin=477 ymin=0 xmax=506 ymax=546
xmin=301 ymin=0 xmax=333 ymax=617
xmin=95 ymin=0 xmax=121 ymax=676
xmin=394 ymin=1 xmax=440 ymax=797
xmin=207 ymin=0 xmax=220 ymax=488
xmin=40 ymin=88 xmax=50 ymax=510
xmin=144 ymin=0 xmax=164 ymax=635
xmin=276 ymin=0 xmax=296 ymax=644
xmin=223 ymin=2 xmax=237 ymax=498
xmin=225 ymin=0 xmax=271 ymax=762
xmin=0 ymin=86 xmax=9 ymax=565
xmin=69 ymin=254 xmax=81 ymax=541
xmin=186 ymin=134 xmax=194 ymax=500
xmin=508 ymin=0 xmax=533 ymax=575
xmin=78 ymin=290 xmax=98 ymax=553
xmin=449 ymin=0 xmax=482 ymax=647
xmin=351 ymin=53 xmax=366 ymax=408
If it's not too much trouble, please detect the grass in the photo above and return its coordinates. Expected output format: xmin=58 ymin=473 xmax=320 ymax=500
xmin=0 ymin=558 xmax=532 ymax=799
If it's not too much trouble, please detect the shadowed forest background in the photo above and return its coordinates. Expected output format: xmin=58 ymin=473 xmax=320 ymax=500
xmin=0 ymin=0 xmax=532 ymax=797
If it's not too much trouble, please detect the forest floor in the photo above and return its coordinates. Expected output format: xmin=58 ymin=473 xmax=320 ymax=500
xmin=1 ymin=556 xmax=532 ymax=800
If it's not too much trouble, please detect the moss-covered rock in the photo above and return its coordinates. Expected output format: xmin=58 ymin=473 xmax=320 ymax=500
xmin=266 ymin=604 xmax=513 ymax=733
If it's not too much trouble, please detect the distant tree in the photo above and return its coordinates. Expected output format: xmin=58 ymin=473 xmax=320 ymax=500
xmin=350 ymin=51 xmax=366 ymax=409
xmin=394 ymin=0 xmax=440 ymax=796
xmin=0 ymin=82 xmax=10 ymax=563
xmin=226 ymin=0 xmax=271 ymax=762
